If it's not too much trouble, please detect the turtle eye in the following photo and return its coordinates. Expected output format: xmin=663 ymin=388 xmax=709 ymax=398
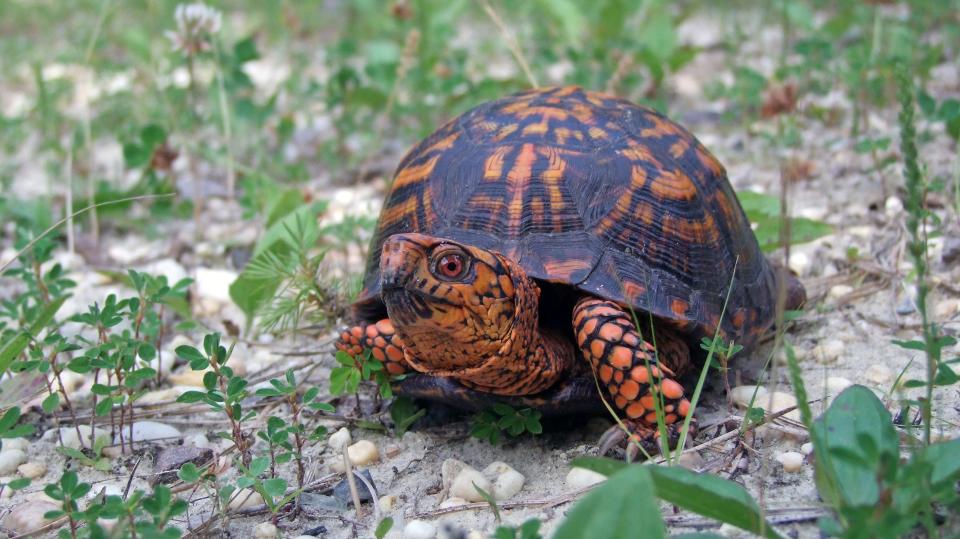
xmin=433 ymin=252 xmax=468 ymax=280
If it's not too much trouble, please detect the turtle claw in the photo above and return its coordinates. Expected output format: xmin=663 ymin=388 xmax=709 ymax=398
xmin=597 ymin=419 xmax=698 ymax=462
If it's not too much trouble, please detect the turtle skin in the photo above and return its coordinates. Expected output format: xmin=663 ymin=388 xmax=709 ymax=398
xmin=337 ymin=86 xmax=805 ymax=456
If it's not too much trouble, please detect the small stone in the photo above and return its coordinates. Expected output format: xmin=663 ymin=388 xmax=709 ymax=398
xmin=449 ymin=467 xmax=492 ymax=502
xmin=895 ymin=298 xmax=916 ymax=315
xmin=565 ymin=467 xmax=606 ymax=489
xmin=439 ymin=496 xmax=467 ymax=509
xmin=776 ymin=451 xmax=804 ymax=473
xmin=17 ymin=462 xmax=46 ymax=479
xmin=1 ymin=438 xmax=28 ymax=451
xmin=491 ymin=468 xmax=525 ymax=500
xmin=153 ymin=445 xmax=214 ymax=484
xmin=328 ymin=427 xmax=352 ymax=452
xmin=864 ymin=365 xmax=894 ymax=387
xmin=812 ymin=339 xmax=844 ymax=364
xmin=114 ymin=421 xmax=182 ymax=444
xmin=466 ymin=531 xmax=484 ymax=539
xmin=2 ymin=501 xmax=60 ymax=534
xmin=934 ymin=299 xmax=960 ymax=319
xmin=884 ymin=196 xmax=903 ymax=216
xmin=139 ymin=388 xmax=182 ymax=404
xmin=760 ymin=391 xmax=800 ymax=422
xmin=379 ymin=495 xmax=398 ymax=511
xmin=254 ymin=522 xmax=278 ymax=539
xmin=942 ymin=236 xmax=960 ymax=265
xmin=404 ymin=519 xmax=437 ymax=539
xmin=440 ymin=458 xmax=469 ymax=490
xmin=184 ymin=434 xmax=212 ymax=449
xmin=826 ymin=376 xmax=853 ymax=396
xmin=800 ymin=442 xmax=814 ymax=455
xmin=384 ymin=444 xmax=402 ymax=458
xmin=678 ymin=451 xmax=705 ymax=470
xmin=730 ymin=385 xmax=767 ymax=408
xmin=227 ymin=488 xmax=264 ymax=511
xmin=0 ymin=449 xmax=28 ymax=475
xmin=333 ymin=470 xmax=375 ymax=506
xmin=787 ymin=251 xmax=811 ymax=276
xmin=194 ymin=268 xmax=238 ymax=304
xmin=40 ymin=425 xmax=110 ymax=449
xmin=346 ymin=440 xmax=379 ymax=466
xmin=828 ymin=284 xmax=853 ymax=301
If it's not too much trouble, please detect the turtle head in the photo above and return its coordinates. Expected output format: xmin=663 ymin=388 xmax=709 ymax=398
xmin=378 ymin=233 xmax=539 ymax=373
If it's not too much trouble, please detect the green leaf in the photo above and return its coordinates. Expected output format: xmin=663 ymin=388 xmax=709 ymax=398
xmin=140 ymin=124 xmax=167 ymax=149
xmin=249 ymin=456 xmax=270 ymax=477
xmin=554 ymin=465 xmax=665 ymax=539
xmin=0 ymin=295 xmax=66 ymax=373
xmin=262 ymin=477 xmax=287 ymax=498
xmin=175 ymin=345 xmax=206 ymax=366
xmin=647 ymin=466 xmax=783 ymax=539
xmin=41 ymin=392 xmax=60 ymax=413
xmin=178 ymin=463 xmax=201 ymax=483
xmin=233 ymin=36 xmax=260 ymax=64
xmin=375 ymin=517 xmax=394 ymax=539
xmin=811 ymin=385 xmax=899 ymax=510
xmin=536 ymin=0 xmax=585 ymax=45
xmin=473 ymin=481 xmax=501 ymax=522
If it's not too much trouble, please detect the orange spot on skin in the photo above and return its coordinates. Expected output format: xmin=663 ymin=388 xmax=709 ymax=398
xmin=493 ymin=123 xmax=519 ymax=142
xmin=613 ymin=370 xmax=624 ymax=383
xmin=392 ymin=155 xmax=439 ymax=190
xmin=614 ymin=395 xmax=628 ymax=409
xmin=620 ymin=380 xmax=640 ymax=400
xmin=678 ymin=400 xmax=691 ymax=417
xmin=350 ymin=327 xmax=363 ymax=338
xmin=483 ymin=146 xmax=510 ymax=180
xmin=664 ymin=414 xmax=678 ymax=424
xmin=660 ymin=379 xmax=685 ymax=400
xmin=373 ymin=337 xmax=387 ymax=348
xmin=375 ymin=319 xmax=395 ymax=335
xmin=623 ymin=333 xmax=640 ymax=347
xmin=582 ymin=318 xmax=598 ymax=335
xmin=599 ymin=365 xmax=613 ymax=383
xmin=588 ymin=127 xmax=607 ymax=139
xmin=626 ymin=403 xmax=646 ymax=418
xmin=371 ymin=348 xmax=386 ymax=362
xmin=365 ymin=325 xmax=378 ymax=338
xmin=669 ymin=138 xmax=689 ymax=159
xmin=630 ymin=366 xmax=649 ymax=384
xmin=649 ymin=169 xmax=698 ymax=201
xmin=645 ymin=412 xmax=659 ymax=423
xmin=386 ymin=362 xmax=406 ymax=375
xmin=598 ymin=323 xmax=623 ymax=342
xmin=590 ymin=340 xmax=605 ymax=359
xmin=424 ymin=131 xmax=459 ymax=154
xmin=543 ymin=258 xmax=591 ymax=281
xmin=640 ymin=395 xmax=655 ymax=410
xmin=609 ymin=346 xmax=633 ymax=369
xmin=506 ymin=144 xmax=537 ymax=232
xmin=386 ymin=345 xmax=404 ymax=362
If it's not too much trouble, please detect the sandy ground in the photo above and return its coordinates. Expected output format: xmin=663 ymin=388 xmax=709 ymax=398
xmin=2 ymin=9 xmax=959 ymax=539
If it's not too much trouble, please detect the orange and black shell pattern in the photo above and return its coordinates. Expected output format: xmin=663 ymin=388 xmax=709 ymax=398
xmin=356 ymin=85 xmax=779 ymax=347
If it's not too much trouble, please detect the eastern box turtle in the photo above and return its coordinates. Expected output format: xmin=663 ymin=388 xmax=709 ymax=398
xmin=337 ymin=86 xmax=805 ymax=455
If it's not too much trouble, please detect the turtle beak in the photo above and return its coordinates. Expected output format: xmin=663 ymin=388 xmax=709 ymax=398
xmin=379 ymin=234 xmax=429 ymax=290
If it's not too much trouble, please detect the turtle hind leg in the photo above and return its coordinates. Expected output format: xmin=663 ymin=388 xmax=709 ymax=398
xmin=572 ymin=297 xmax=694 ymax=459
xmin=336 ymin=319 xmax=410 ymax=375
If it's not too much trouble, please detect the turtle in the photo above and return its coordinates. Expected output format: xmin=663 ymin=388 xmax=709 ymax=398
xmin=336 ymin=85 xmax=805 ymax=456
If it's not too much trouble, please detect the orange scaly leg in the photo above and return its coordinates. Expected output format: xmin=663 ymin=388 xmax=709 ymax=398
xmin=572 ymin=297 xmax=695 ymax=460
xmin=336 ymin=319 xmax=410 ymax=376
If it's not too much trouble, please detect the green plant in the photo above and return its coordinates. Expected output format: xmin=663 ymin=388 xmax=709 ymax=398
xmin=175 ymin=333 xmax=254 ymax=464
xmin=738 ymin=191 xmax=832 ymax=252
xmin=493 ymin=519 xmax=543 ymax=539
xmin=470 ymin=403 xmax=542 ymax=445
xmin=389 ymin=395 xmax=425 ymax=437
xmin=57 ymin=434 xmax=113 ymax=472
xmin=235 ymin=456 xmax=300 ymax=523
xmin=330 ymin=349 xmax=394 ymax=401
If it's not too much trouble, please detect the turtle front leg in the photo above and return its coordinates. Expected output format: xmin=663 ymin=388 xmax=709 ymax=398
xmin=572 ymin=297 xmax=694 ymax=459
xmin=336 ymin=319 xmax=410 ymax=375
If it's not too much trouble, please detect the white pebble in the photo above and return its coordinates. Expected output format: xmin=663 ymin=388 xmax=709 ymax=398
xmin=17 ymin=462 xmax=46 ymax=479
xmin=440 ymin=458 xmax=468 ymax=490
xmin=812 ymin=339 xmax=844 ymax=364
xmin=379 ymin=495 xmax=398 ymax=511
xmin=776 ymin=451 xmax=804 ymax=473
xmin=884 ymin=196 xmax=904 ymax=216
xmin=800 ymin=442 xmax=814 ymax=455
xmin=465 ymin=531 xmax=484 ymax=539
xmin=565 ymin=467 xmax=606 ymax=489
xmin=864 ymin=365 xmax=894 ymax=387
xmin=761 ymin=391 xmax=800 ymax=422
xmin=450 ymin=467 xmax=492 ymax=502
xmin=1 ymin=438 xmax=28 ymax=451
xmin=826 ymin=377 xmax=853 ymax=396
xmin=226 ymin=488 xmax=264 ymax=511
xmin=828 ymin=285 xmax=854 ymax=301
xmin=42 ymin=425 xmax=110 ymax=449
xmin=439 ymin=496 xmax=468 ymax=509
xmin=934 ymin=299 xmax=960 ymax=319
xmin=254 ymin=522 xmax=278 ymax=539
xmin=347 ymin=440 xmax=379 ymax=465
xmin=113 ymin=421 xmax=181 ymax=444
xmin=404 ymin=519 xmax=437 ymax=539
xmin=678 ymin=451 xmax=705 ymax=470
xmin=2 ymin=501 xmax=60 ymax=534
xmin=787 ymin=252 xmax=811 ymax=276
xmin=730 ymin=385 xmax=767 ymax=408
xmin=184 ymin=433 xmax=212 ymax=449
xmin=0 ymin=450 xmax=27 ymax=475
xmin=491 ymin=469 xmax=525 ymax=500
xmin=139 ymin=388 xmax=182 ymax=404
xmin=328 ymin=427 xmax=352 ymax=452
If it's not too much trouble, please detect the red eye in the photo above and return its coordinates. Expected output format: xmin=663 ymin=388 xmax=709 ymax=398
xmin=436 ymin=253 xmax=466 ymax=278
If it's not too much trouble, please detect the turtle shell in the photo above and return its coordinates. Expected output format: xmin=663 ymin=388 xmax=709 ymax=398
xmin=355 ymin=86 xmax=779 ymax=346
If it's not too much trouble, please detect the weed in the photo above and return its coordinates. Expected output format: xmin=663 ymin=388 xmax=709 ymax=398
xmin=471 ymin=403 xmax=543 ymax=445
